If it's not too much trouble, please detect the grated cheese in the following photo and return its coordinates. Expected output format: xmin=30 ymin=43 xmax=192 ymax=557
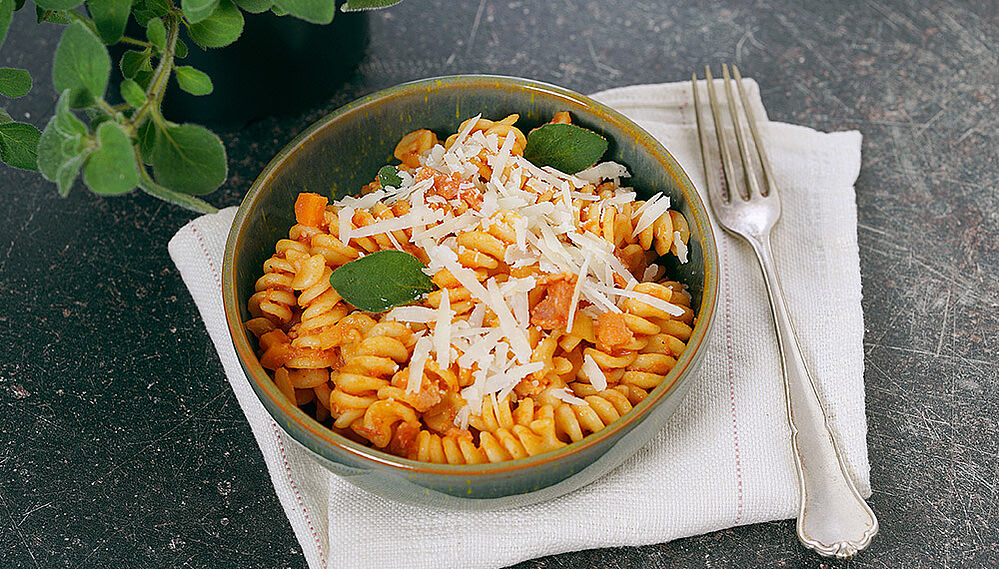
xmin=551 ymin=387 xmax=587 ymax=406
xmin=673 ymin=231 xmax=689 ymax=263
xmin=582 ymin=353 xmax=608 ymax=392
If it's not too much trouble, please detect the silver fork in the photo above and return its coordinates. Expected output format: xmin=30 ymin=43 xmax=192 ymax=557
xmin=692 ymin=65 xmax=878 ymax=559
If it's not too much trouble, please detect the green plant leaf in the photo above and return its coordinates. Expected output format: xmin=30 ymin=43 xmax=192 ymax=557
xmin=0 ymin=108 xmax=12 ymax=124
xmin=34 ymin=0 xmax=81 ymax=8
xmin=329 ymin=250 xmax=435 ymax=312
xmin=0 ymin=68 xmax=31 ymax=98
xmin=272 ymin=0 xmax=335 ymax=24
xmin=136 ymin=118 xmax=157 ymax=163
xmin=523 ymin=123 xmax=608 ymax=174
xmin=132 ymin=0 xmax=169 ymax=25
xmin=35 ymin=6 xmax=71 ymax=23
xmin=88 ymin=0 xmax=132 ymax=44
xmin=120 ymin=79 xmax=147 ymax=107
xmin=53 ymin=22 xmax=111 ymax=108
xmin=83 ymin=121 xmax=138 ymax=194
xmin=38 ymin=92 xmax=91 ymax=194
xmin=377 ymin=165 xmax=402 ymax=188
xmin=182 ymin=0 xmax=218 ymax=23
xmin=0 ymin=121 xmax=41 ymax=171
xmin=150 ymin=123 xmax=226 ymax=194
xmin=146 ymin=17 xmax=166 ymax=49
xmin=0 ymin=0 xmax=13 ymax=51
xmin=174 ymin=65 xmax=213 ymax=96
xmin=14 ymin=0 xmax=23 ymax=9
xmin=234 ymin=0 xmax=272 ymax=13
xmin=341 ymin=0 xmax=403 ymax=11
xmin=119 ymin=50 xmax=150 ymax=79
xmin=175 ymin=38 xmax=188 ymax=58
xmin=188 ymin=0 xmax=243 ymax=48
xmin=269 ymin=4 xmax=287 ymax=15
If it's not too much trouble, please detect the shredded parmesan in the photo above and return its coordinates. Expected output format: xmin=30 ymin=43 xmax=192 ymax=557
xmin=582 ymin=354 xmax=608 ymax=392
xmin=673 ymin=231 xmax=689 ymax=263
xmin=551 ymin=387 xmax=587 ymax=406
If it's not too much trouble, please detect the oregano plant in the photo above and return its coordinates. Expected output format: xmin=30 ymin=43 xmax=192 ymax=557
xmin=0 ymin=0 xmax=403 ymax=213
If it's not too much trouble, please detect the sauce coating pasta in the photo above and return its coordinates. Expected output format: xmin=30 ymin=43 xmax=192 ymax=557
xmin=246 ymin=113 xmax=695 ymax=464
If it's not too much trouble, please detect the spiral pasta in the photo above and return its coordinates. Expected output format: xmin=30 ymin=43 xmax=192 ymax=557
xmin=246 ymin=111 xmax=696 ymax=464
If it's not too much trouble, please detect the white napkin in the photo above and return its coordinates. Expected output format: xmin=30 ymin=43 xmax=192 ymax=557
xmin=168 ymin=79 xmax=870 ymax=569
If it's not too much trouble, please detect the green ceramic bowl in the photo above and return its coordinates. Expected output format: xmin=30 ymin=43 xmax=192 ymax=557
xmin=223 ymin=75 xmax=718 ymax=509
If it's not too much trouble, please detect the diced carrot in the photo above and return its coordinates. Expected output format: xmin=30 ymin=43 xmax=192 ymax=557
xmin=294 ymin=192 xmax=328 ymax=227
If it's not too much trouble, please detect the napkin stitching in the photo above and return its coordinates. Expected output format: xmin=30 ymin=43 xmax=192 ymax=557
xmin=272 ymin=423 xmax=328 ymax=567
xmin=188 ymin=224 xmax=328 ymax=567
xmin=721 ymin=239 xmax=745 ymax=525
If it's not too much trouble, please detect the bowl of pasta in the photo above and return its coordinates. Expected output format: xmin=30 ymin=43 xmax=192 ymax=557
xmin=223 ymin=75 xmax=718 ymax=509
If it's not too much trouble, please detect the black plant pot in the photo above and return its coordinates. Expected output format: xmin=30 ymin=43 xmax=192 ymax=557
xmin=113 ymin=9 xmax=369 ymax=127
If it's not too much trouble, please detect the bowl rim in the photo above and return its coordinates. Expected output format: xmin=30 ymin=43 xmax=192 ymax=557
xmin=223 ymin=73 xmax=719 ymax=476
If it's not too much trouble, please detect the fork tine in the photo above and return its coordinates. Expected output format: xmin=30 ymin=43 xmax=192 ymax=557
xmin=692 ymin=72 xmax=726 ymax=212
xmin=732 ymin=64 xmax=778 ymax=197
xmin=704 ymin=66 xmax=739 ymax=202
xmin=722 ymin=64 xmax=764 ymax=199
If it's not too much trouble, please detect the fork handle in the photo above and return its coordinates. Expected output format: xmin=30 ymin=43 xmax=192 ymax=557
xmin=747 ymin=233 xmax=878 ymax=559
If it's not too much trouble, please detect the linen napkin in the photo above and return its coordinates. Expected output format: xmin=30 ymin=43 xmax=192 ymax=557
xmin=168 ymin=79 xmax=870 ymax=569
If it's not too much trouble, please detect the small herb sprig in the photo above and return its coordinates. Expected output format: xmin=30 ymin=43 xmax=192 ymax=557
xmin=0 ymin=0 xmax=402 ymax=214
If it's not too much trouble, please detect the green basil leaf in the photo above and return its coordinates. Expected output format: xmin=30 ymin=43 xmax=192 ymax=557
xmin=0 ymin=0 xmax=13 ymax=51
xmin=269 ymin=5 xmax=287 ymax=15
xmin=341 ymin=0 xmax=402 ymax=11
xmin=377 ymin=165 xmax=402 ymax=188
xmin=523 ymin=123 xmax=608 ymax=175
xmin=53 ymin=22 xmax=111 ymax=108
xmin=174 ymin=65 xmax=213 ymax=96
xmin=0 ymin=108 xmax=12 ymax=124
xmin=52 ymin=89 xmax=88 ymax=137
xmin=88 ymin=0 xmax=132 ymax=44
xmin=37 ymin=97 xmax=90 ymax=196
xmin=120 ymin=79 xmax=147 ymax=107
xmin=182 ymin=0 xmax=218 ymax=23
xmin=188 ymin=0 xmax=243 ymax=48
xmin=234 ymin=0 xmax=272 ymax=13
xmin=83 ymin=121 xmax=139 ymax=195
xmin=35 ymin=6 xmax=71 ymax=23
xmin=136 ymin=118 xmax=157 ymax=163
xmin=119 ymin=50 xmax=149 ymax=79
xmin=0 ymin=121 xmax=41 ymax=171
xmin=174 ymin=38 xmax=188 ymax=58
xmin=150 ymin=123 xmax=226 ymax=194
xmin=131 ymin=0 xmax=169 ymax=25
xmin=146 ymin=17 xmax=166 ymax=49
xmin=272 ymin=0 xmax=335 ymax=24
xmin=133 ymin=68 xmax=154 ymax=90
xmin=329 ymin=250 xmax=435 ymax=312
xmin=34 ymin=0 xmax=81 ymax=9
xmin=0 ymin=67 xmax=30 ymax=98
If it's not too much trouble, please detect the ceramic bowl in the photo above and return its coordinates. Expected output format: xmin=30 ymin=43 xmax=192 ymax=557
xmin=223 ymin=75 xmax=718 ymax=509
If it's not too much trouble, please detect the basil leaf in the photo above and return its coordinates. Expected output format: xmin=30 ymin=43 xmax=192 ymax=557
xmin=38 ymin=96 xmax=90 ymax=197
xmin=136 ymin=118 xmax=157 ymax=163
xmin=0 ymin=0 xmax=13 ymax=50
xmin=523 ymin=123 xmax=608 ymax=175
xmin=234 ymin=0 xmax=272 ymax=13
xmin=132 ymin=0 xmax=169 ymax=25
xmin=83 ymin=121 xmax=139 ymax=195
xmin=146 ymin=17 xmax=166 ymax=49
xmin=188 ymin=0 xmax=244 ymax=48
xmin=272 ymin=0 xmax=335 ymax=24
xmin=0 ymin=67 xmax=30 ymax=98
xmin=34 ymin=0 xmax=81 ymax=9
xmin=329 ymin=250 xmax=435 ymax=313
xmin=0 ymin=109 xmax=12 ymax=124
xmin=53 ymin=22 xmax=111 ymax=108
xmin=341 ymin=0 xmax=403 ymax=10
xmin=0 ymin=121 xmax=41 ymax=171
xmin=175 ymin=39 xmax=188 ymax=58
xmin=174 ymin=66 xmax=213 ymax=96
xmin=119 ymin=50 xmax=150 ymax=79
xmin=377 ymin=165 xmax=402 ymax=188
xmin=88 ymin=0 xmax=132 ymax=45
xmin=120 ymin=79 xmax=147 ymax=107
xmin=35 ymin=6 xmax=71 ymax=23
xmin=150 ymin=123 xmax=227 ymax=194
xmin=182 ymin=0 xmax=218 ymax=24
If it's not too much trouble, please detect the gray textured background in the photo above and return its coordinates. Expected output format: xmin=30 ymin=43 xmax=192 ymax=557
xmin=1 ymin=1 xmax=997 ymax=567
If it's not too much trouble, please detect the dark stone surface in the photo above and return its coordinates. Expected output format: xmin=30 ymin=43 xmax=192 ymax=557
xmin=1 ymin=1 xmax=997 ymax=568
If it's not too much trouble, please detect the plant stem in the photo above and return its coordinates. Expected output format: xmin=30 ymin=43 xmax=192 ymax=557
xmin=120 ymin=37 xmax=153 ymax=49
xmin=131 ymin=15 xmax=179 ymax=128
xmin=135 ymin=152 xmax=218 ymax=214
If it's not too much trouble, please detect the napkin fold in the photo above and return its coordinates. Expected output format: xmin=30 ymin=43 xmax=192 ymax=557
xmin=168 ymin=79 xmax=870 ymax=569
